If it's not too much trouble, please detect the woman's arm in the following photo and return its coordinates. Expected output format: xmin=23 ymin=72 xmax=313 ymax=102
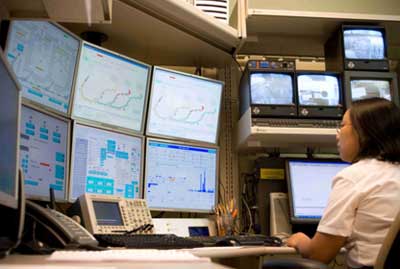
xmin=287 ymin=232 xmax=346 ymax=264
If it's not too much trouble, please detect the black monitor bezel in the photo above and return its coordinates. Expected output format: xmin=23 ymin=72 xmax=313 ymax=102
xmin=296 ymin=71 xmax=344 ymax=119
xmin=341 ymin=24 xmax=388 ymax=61
xmin=285 ymin=158 xmax=349 ymax=224
xmin=344 ymin=71 xmax=399 ymax=108
xmin=248 ymin=70 xmax=298 ymax=117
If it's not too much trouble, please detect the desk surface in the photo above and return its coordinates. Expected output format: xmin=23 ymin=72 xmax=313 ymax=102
xmin=190 ymin=246 xmax=296 ymax=258
xmin=0 ymin=254 xmax=232 ymax=269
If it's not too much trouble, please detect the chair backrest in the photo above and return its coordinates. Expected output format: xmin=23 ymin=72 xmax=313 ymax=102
xmin=374 ymin=209 xmax=400 ymax=269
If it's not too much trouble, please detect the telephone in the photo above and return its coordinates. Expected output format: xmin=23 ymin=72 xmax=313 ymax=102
xmin=23 ymin=200 xmax=98 ymax=250
xmin=78 ymin=194 xmax=153 ymax=235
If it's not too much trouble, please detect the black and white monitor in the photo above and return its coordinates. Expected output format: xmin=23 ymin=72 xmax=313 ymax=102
xmin=144 ymin=138 xmax=218 ymax=213
xmin=286 ymin=159 xmax=350 ymax=224
xmin=0 ymin=51 xmax=21 ymax=209
xmin=4 ymin=20 xmax=80 ymax=115
xmin=69 ymin=123 xmax=144 ymax=201
xmin=72 ymin=42 xmax=151 ymax=134
xmin=146 ymin=67 xmax=223 ymax=144
xmin=19 ymin=104 xmax=70 ymax=201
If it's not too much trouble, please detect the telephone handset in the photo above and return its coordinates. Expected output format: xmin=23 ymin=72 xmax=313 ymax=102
xmin=24 ymin=200 xmax=98 ymax=249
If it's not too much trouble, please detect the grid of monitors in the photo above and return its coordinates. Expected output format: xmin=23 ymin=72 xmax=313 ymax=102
xmin=286 ymin=159 xmax=350 ymax=224
xmin=72 ymin=42 xmax=151 ymax=133
xmin=344 ymin=71 xmax=399 ymax=107
xmin=146 ymin=67 xmax=223 ymax=144
xmin=4 ymin=20 xmax=80 ymax=115
xmin=69 ymin=123 xmax=143 ymax=201
xmin=19 ymin=104 xmax=70 ymax=201
xmin=144 ymin=138 xmax=218 ymax=213
xmin=0 ymin=51 xmax=21 ymax=209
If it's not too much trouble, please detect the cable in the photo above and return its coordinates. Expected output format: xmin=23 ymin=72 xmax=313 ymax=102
xmin=241 ymin=196 xmax=253 ymax=233
xmin=232 ymin=55 xmax=244 ymax=73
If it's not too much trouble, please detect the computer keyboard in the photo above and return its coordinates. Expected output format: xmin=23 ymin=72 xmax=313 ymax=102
xmin=252 ymin=118 xmax=340 ymax=128
xmin=94 ymin=234 xmax=204 ymax=249
xmin=189 ymin=234 xmax=283 ymax=247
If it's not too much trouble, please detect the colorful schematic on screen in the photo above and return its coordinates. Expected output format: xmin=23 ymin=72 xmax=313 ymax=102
xmin=5 ymin=21 xmax=80 ymax=114
xmin=72 ymin=43 xmax=150 ymax=132
xmin=146 ymin=67 xmax=223 ymax=144
xmin=19 ymin=105 xmax=69 ymax=200
xmin=145 ymin=139 xmax=218 ymax=212
xmin=70 ymin=124 xmax=142 ymax=201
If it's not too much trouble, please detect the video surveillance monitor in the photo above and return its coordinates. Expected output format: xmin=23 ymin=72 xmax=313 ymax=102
xmin=69 ymin=123 xmax=144 ymax=201
xmin=19 ymin=104 xmax=70 ymax=201
xmin=286 ymin=159 xmax=350 ymax=224
xmin=146 ymin=66 xmax=223 ymax=144
xmin=144 ymin=138 xmax=218 ymax=213
xmin=72 ymin=42 xmax=151 ymax=134
xmin=4 ymin=20 xmax=80 ymax=115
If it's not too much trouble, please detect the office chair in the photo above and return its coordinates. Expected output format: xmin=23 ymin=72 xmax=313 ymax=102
xmin=263 ymin=210 xmax=400 ymax=269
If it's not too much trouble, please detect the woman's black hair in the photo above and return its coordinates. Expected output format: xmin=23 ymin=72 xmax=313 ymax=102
xmin=350 ymin=97 xmax=400 ymax=163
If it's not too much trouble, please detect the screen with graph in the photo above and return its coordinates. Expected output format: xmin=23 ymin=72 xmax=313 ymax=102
xmin=19 ymin=105 xmax=70 ymax=201
xmin=144 ymin=138 xmax=218 ymax=213
xmin=72 ymin=43 xmax=151 ymax=133
xmin=69 ymin=123 xmax=143 ymax=201
xmin=5 ymin=20 xmax=80 ymax=114
xmin=146 ymin=67 xmax=223 ymax=144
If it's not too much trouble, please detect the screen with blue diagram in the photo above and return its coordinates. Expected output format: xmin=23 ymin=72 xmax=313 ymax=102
xmin=70 ymin=124 xmax=143 ymax=201
xmin=19 ymin=105 xmax=69 ymax=201
xmin=5 ymin=20 xmax=80 ymax=114
xmin=144 ymin=139 xmax=218 ymax=212
xmin=72 ymin=43 xmax=150 ymax=133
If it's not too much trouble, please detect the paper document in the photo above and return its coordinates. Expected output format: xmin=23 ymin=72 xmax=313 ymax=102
xmin=48 ymin=249 xmax=211 ymax=262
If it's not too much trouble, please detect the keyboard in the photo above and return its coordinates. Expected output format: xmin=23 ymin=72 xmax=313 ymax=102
xmin=189 ymin=234 xmax=282 ymax=247
xmin=94 ymin=234 xmax=204 ymax=249
xmin=252 ymin=118 xmax=340 ymax=128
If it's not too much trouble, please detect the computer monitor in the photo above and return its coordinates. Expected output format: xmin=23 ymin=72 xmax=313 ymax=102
xmin=69 ymin=123 xmax=144 ymax=201
xmin=344 ymin=71 xmax=399 ymax=107
xmin=296 ymin=72 xmax=344 ymax=119
xmin=72 ymin=42 xmax=151 ymax=134
xmin=0 ymin=51 xmax=21 ymax=210
xmin=144 ymin=138 xmax=218 ymax=213
xmin=19 ymin=104 xmax=70 ymax=201
xmin=325 ymin=25 xmax=389 ymax=71
xmin=286 ymin=159 xmax=350 ymax=224
xmin=3 ymin=20 xmax=80 ymax=115
xmin=146 ymin=66 xmax=223 ymax=144
xmin=239 ymin=60 xmax=297 ymax=118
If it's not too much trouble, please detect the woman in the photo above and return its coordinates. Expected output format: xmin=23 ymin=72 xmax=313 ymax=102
xmin=287 ymin=98 xmax=400 ymax=269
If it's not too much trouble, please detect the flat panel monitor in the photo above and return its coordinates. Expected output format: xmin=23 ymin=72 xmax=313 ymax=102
xmin=4 ymin=20 xmax=80 ymax=115
xmin=0 ymin=51 xmax=21 ymax=209
xmin=72 ymin=42 xmax=151 ymax=134
xmin=146 ymin=67 xmax=223 ymax=144
xmin=286 ymin=159 xmax=350 ymax=224
xmin=69 ymin=123 xmax=143 ymax=201
xmin=344 ymin=71 xmax=399 ymax=107
xmin=144 ymin=138 xmax=218 ymax=213
xmin=296 ymin=72 xmax=344 ymax=119
xmin=19 ymin=104 xmax=70 ymax=201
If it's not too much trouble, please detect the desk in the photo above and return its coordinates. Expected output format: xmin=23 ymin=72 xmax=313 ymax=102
xmin=0 ymin=254 xmax=232 ymax=269
xmin=190 ymin=246 xmax=296 ymax=258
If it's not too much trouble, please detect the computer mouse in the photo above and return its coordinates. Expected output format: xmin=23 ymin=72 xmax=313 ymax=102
xmin=264 ymin=236 xmax=283 ymax=247
xmin=215 ymin=238 xmax=241 ymax=247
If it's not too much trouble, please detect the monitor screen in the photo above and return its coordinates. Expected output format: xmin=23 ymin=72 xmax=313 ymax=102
xmin=144 ymin=139 xmax=218 ymax=213
xmin=286 ymin=159 xmax=350 ymax=223
xmin=250 ymin=73 xmax=294 ymax=105
xmin=72 ymin=43 xmax=150 ymax=133
xmin=350 ymin=79 xmax=391 ymax=101
xmin=70 ymin=123 xmax=143 ymax=201
xmin=93 ymin=201 xmax=123 ymax=226
xmin=297 ymin=74 xmax=340 ymax=106
xmin=146 ymin=67 xmax=223 ymax=144
xmin=343 ymin=29 xmax=385 ymax=60
xmin=5 ymin=20 xmax=80 ymax=114
xmin=19 ymin=105 xmax=70 ymax=201
xmin=0 ymin=52 xmax=20 ymax=209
